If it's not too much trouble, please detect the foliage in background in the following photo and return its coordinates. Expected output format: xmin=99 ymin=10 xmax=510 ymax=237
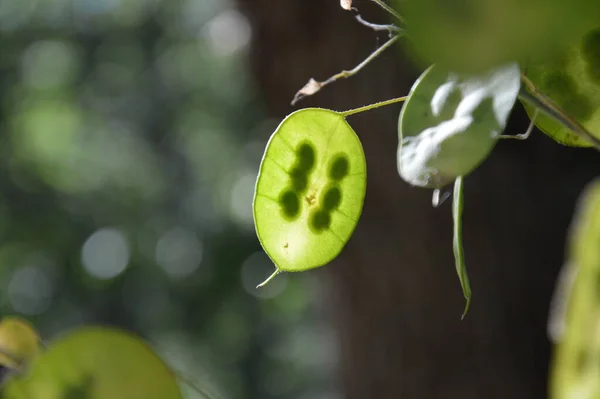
xmin=0 ymin=0 xmax=335 ymax=398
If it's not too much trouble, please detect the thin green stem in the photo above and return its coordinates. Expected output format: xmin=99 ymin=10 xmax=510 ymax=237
xmin=453 ymin=176 xmax=471 ymax=319
xmin=354 ymin=14 xmax=403 ymax=33
xmin=291 ymin=34 xmax=402 ymax=105
xmin=256 ymin=269 xmax=281 ymax=288
xmin=519 ymin=74 xmax=600 ymax=150
xmin=340 ymin=96 xmax=407 ymax=117
xmin=499 ymin=108 xmax=538 ymax=140
xmin=329 ymin=33 xmax=401 ymax=81
xmin=369 ymin=0 xmax=404 ymax=23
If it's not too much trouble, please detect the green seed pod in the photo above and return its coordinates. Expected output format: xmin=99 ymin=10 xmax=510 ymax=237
xmin=2 ymin=327 xmax=182 ymax=399
xmin=397 ymin=63 xmax=521 ymax=188
xmin=253 ymin=108 xmax=367 ymax=274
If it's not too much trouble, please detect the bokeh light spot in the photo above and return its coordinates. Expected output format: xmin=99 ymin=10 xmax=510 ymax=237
xmin=202 ymin=9 xmax=251 ymax=57
xmin=8 ymin=265 xmax=54 ymax=315
xmin=155 ymin=227 xmax=203 ymax=279
xmin=81 ymin=227 xmax=130 ymax=280
xmin=21 ymin=40 xmax=79 ymax=89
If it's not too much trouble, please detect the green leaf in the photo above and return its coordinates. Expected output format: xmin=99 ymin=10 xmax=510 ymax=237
xmin=522 ymin=27 xmax=600 ymax=147
xmin=396 ymin=0 xmax=600 ymax=73
xmin=253 ymin=108 xmax=367 ymax=275
xmin=550 ymin=179 xmax=600 ymax=399
xmin=397 ymin=63 xmax=520 ymax=189
xmin=453 ymin=176 xmax=471 ymax=318
xmin=2 ymin=327 xmax=183 ymax=399
xmin=0 ymin=317 xmax=41 ymax=370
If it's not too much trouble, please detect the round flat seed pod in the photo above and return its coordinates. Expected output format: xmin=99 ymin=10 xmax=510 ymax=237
xmin=253 ymin=108 xmax=367 ymax=272
xmin=398 ymin=63 xmax=521 ymax=188
xmin=2 ymin=327 xmax=182 ymax=399
xmin=523 ymin=26 xmax=600 ymax=147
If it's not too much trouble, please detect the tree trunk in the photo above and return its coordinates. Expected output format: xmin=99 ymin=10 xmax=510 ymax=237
xmin=237 ymin=1 xmax=600 ymax=397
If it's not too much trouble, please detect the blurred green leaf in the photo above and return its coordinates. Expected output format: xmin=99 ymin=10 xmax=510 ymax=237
xmin=550 ymin=179 xmax=600 ymax=399
xmin=396 ymin=0 xmax=600 ymax=73
xmin=523 ymin=26 xmax=600 ymax=147
xmin=452 ymin=176 xmax=470 ymax=318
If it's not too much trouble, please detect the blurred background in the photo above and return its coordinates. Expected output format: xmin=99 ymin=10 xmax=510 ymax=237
xmin=1 ymin=0 xmax=600 ymax=399
xmin=0 ymin=0 xmax=338 ymax=398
